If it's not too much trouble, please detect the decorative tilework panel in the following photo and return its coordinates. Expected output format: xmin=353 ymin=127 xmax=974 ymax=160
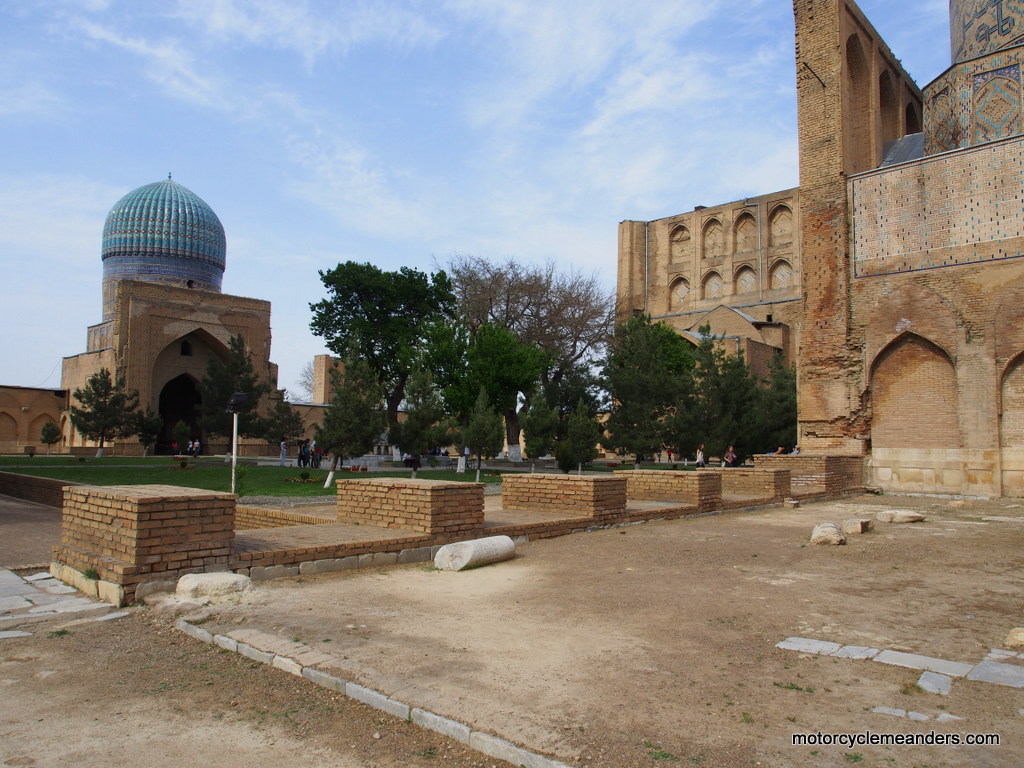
xmin=852 ymin=136 xmax=1024 ymax=277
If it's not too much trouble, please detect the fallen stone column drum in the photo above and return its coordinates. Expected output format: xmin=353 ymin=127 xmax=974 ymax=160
xmin=434 ymin=535 xmax=516 ymax=571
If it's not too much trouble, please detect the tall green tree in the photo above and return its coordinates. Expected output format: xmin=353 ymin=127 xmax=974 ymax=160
xmin=668 ymin=325 xmax=759 ymax=464
xmin=132 ymin=408 xmax=164 ymax=457
xmin=554 ymin=399 xmax=603 ymax=474
xmin=69 ymin=368 xmax=139 ymax=457
xmin=310 ymin=262 xmax=455 ymax=428
xmin=603 ymin=315 xmax=693 ymax=466
xmin=750 ymin=354 xmax=798 ymax=452
xmin=519 ymin=389 xmax=559 ymax=469
xmin=314 ymin=354 xmax=386 ymax=487
xmin=461 ymin=388 xmax=504 ymax=482
xmin=389 ymin=370 xmax=448 ymax=477
xmin=198 ymin=334 xmax=270 ymax=438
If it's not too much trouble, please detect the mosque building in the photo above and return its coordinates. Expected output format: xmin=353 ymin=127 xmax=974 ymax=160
xmin=0 ymin=176 xmax=282 ymax=455
xmin=617 ymin=0 xmax=1024 ymax=496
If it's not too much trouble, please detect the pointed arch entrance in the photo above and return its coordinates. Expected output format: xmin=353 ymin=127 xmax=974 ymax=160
xmin=158 ymin=374 xmax=202 ymax=454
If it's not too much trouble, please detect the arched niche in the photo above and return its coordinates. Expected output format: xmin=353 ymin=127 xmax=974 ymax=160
xmin=669 ymin=277 xmax=690 ymax=311
xmin=879 ymin=70 xmax=899 ymax=144
xmin=670 ymin=225 xmax=691 ymax=262
xmin=768 ymin=205 xmax=793 ymax=247
xmin=845 ymin=33 xmax=873 ymax=173
xmin=869 ymin=333 xmax=959 ymax=449
xmin=702 ymin=219 xmax=723 ymax=260
xmin=152 ymin=329 xmax=230 ymax=407
xmin=734 ymin=266 xmax=757 ymax=296
xmin=702 ymin=271 xmax=724 ymax=300
xmin=0 ymin=412 xmax=17 ymax=442
xmin=1000 ymin=352 xmax=1024 ymax=447
xmin=158 ymin=374 xmax=203 ymax=454
xmin=769 ymin=259 xmax=794 ymax=290
xmin=734 ymin=213 xmax=757 ymax=253
xmin=906 ymin=100 xmax=921 ymax=135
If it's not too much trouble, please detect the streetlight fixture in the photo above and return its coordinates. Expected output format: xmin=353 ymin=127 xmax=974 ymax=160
xmin=225 ymin=392 xmax=248 ymax=495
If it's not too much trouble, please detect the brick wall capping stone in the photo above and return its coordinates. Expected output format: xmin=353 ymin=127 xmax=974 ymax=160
xmin=66 ymin=484 xmax=237 ymax=503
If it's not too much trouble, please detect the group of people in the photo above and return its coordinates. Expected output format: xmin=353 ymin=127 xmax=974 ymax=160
xmin=278 ymin=438 xmax=322 ymax=468
xmin=184 ymin=439 xmax=201 ymax=456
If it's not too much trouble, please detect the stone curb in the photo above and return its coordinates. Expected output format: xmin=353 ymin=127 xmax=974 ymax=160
xmin=174 ymin=620 xmax=575 ymax=768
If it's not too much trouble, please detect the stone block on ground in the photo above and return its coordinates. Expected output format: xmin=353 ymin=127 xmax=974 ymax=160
xmin=177 ymin=572 xmax=252 ymax=598
xmin=776 ymin=637 xmax=843 ymax=655
xmin=434 ymin=535 xmax=516 ymax=571
xmin=876 ymin=509 xmax=926 ymax=523
xmin=917 ymin=671 xmax=952 ymax=695
xmin=810 ymin=521 xmax=846 ymax=545
xmin=966 ymin=660 xmax=1024 ymax=688
xmin=1005 ymin=628 xmax=1024 ymax=649
xmin=842 ymin=518 xmax=873 ymax=534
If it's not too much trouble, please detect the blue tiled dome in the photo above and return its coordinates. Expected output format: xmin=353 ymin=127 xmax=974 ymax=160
xmin=101 ymin=179 xmax=226 ymax=319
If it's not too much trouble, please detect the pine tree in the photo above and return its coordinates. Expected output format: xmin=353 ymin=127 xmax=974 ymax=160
xmin=315 ymin=354 xmax=386 ymax=487
xmin=198 ymin=335 xmax=270 ymax=438
xmin=69 ymin=368 xmax=139 ymax=457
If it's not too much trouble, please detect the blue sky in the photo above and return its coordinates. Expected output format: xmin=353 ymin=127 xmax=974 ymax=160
xmin=1 ymin=0 xmax=951 ymax=397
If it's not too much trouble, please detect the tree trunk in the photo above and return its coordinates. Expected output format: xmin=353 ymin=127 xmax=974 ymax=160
xmin=323 ymin=455 xmax=340 ymax=489
xmin=504 ymin=406 xmax=521 ymax=450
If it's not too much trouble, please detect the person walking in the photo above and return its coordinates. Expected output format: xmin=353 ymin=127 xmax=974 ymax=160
xmin=279 ymin=438 xmax=287 ymax=467
xmin=723 ymin=445 xmax=737 ymax=467
xmin=695 ymin=443 xmax=706 ymax=468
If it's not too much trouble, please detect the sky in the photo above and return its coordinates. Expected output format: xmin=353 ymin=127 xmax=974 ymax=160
xmin=1 ymin=0 xmax=952 ymax=398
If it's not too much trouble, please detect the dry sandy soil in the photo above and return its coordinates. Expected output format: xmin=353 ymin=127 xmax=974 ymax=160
xmin=3 ymin=493 xmax=1023 ymax=768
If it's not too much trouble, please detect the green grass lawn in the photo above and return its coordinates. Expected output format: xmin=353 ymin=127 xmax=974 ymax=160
xmin=0 ymin=456 xmax=504 ymax=497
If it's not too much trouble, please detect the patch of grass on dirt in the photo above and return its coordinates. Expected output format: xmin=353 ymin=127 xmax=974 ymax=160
xmin=643 ymin=740 xmax=679 ymax=761
xmin=773 ymin=681 xmax=815 ymax=692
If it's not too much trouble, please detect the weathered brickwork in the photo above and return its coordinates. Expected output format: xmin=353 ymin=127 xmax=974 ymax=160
xmin=614 ymin=470 xmax=721 ymax=512
xmin=52 ymin=484 xmax=235 ymax=600
xmin=335 ymin=478 xmax=484 ymax=537
xmin=502 ymin=474 xmax=627 ymax=521
xmin=753 ymin=456 xmax=866 ymax=495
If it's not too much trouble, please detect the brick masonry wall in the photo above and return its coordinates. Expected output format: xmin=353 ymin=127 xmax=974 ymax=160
xmin=753 ymin=456 xmax=866 ymax=494
xmin=0 ymin=471 xmax=79 ymax=507
xmin=335 ymin=478 xmax=484 ymax=537
xmin=614 ymin=470 xmax=722 ymax=512
xmin=502 ymin=474 xmax=627 ymax=520
xmin=52 ymin=484 xmax=235 ymax=599
xmin=715 ymin=468 xmax=790 ymax=501
xmin=234 ymin=505 xmax=336 ymax=530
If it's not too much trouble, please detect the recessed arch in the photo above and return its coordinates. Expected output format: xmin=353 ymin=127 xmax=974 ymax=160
xmin=734 ymin=266 xmax=757 ymax=295
xmin=702 ymin=271 xmax=723 ymax=300
xmin=768 ymin=205 xmax=793 ymax=247
xmin=734 ymin=212 xmax=757 ymax=253
xmin=670 ymin=225 xmax=691 ymax=262
xmin=702 ymin=219 xmax=723 ymax=260
xmin=905 ymin=100 xmax=921 ymax=134
xmin=669 ymin=277 xmax=690 ymax=311
xmin=879 ymin=69 xmax=899 ymax=144
xmin=158 ymin=373 xmax=203 ymax=454
xmin=1000 ymin=351 xmax=1024 ymax=448
xmin=0 ymin=412 xmax=17 ymax=442
xmin=869 ymin=333 xmax=959 ymax=449
xmin=769 ymin=259 xmax=793 ymax=290
xmin=845 ymin=33 xmax=872 ymax=173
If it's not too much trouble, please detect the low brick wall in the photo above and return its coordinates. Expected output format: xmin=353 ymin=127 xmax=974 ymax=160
xmin=335 ymin=478 xmax=484 ymax=538
xmin=235 ymin=505 xmax=336 ymax=530
xmin=0 ymin=471 xmax=80 ymax=507
xmin=52 ymin=484 xmax=235 ymax=603
xmin=716 ymin=467 xmax=790 ymax=502
xmin=502 ymin=474 xmax=627 ymax=521
xmin=752 ymin=456 xmax=866 ymax=495
xmin=614 ymin=470 xmax=722 ymax=512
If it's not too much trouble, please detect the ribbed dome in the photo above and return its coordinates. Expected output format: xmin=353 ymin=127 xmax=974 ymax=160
xmin=101 ymin=178 xmax=226 ymax=320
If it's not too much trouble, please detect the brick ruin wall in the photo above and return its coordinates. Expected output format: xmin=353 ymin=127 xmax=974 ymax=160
xmin=335 ymin=478 xmax=484 ymax=538
xmin=614 ymin=470 xmax=721 ymax=512
xmin=53 ymin=484 xmax=234 ymax=600
xmin=502 ymin=474 xmax=627 ymax=522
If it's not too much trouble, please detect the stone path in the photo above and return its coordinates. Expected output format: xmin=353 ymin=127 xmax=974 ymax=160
xmin=777 ymin=634 xmax=1024 ymax=719
xmin=0 ymin=568 xmax=128 ymax=638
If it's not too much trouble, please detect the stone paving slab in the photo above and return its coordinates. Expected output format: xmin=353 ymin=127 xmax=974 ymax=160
xmin=872 ymin=649 xmax=974 ymax=677
xmin=0 ymin=596 xmax=32 ymax=612
xmin=832 ymin=645 xmax=880 ymax=659
xmin=917 ymin=671 xmax=952 ymax=695
xmin=966 ymin=660 xmax=1024 ymax=688
xmin=775 ymin=637 xmax=842 ymax=655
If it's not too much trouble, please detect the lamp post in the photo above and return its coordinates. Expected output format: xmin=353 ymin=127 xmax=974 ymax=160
xmin=225 ymin=392 xmax=248 ymax=495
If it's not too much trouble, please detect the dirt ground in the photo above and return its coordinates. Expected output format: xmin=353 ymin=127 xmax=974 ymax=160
xmin=3 ymin=493 xmax=1024 ymax=768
